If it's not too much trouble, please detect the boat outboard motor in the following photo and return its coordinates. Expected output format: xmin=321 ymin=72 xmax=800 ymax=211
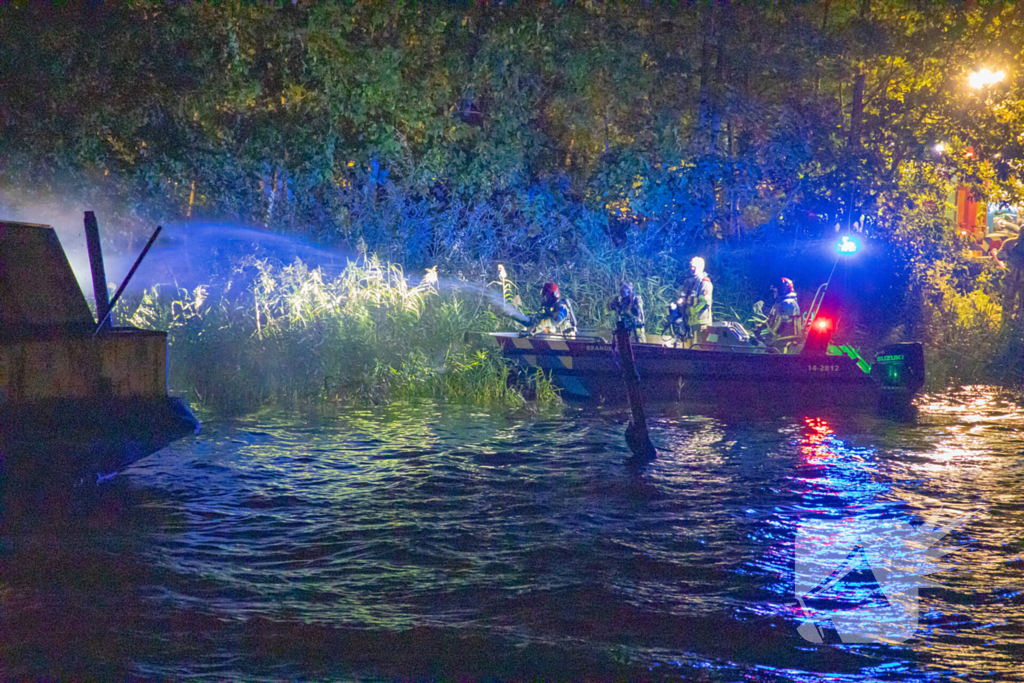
xmin=872 ymin=342 xmax=926 ymax=419
xmin=871 ymin=342 xmax=926 ymax=394
xmin=802 ymin=317 xmax=832 ymax=355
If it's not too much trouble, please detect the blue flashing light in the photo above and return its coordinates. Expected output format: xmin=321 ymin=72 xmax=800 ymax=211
xmin=836 ymin=235 xmax=860 ymax=255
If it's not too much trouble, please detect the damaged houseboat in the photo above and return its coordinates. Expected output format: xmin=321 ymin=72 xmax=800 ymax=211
xmin=0 ymin=214 xmax=199 ymax=482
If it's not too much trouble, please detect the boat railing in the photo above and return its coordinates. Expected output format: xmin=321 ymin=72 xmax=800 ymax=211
xmin=805 ymin=283 xmax=828 ymax=325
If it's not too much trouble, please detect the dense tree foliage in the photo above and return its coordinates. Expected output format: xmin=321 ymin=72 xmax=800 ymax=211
xmin=3 ymin=2 xmax=1021 ymax=245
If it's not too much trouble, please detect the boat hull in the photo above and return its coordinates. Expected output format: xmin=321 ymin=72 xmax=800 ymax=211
xmin=473 ymin=333 xmax=922 ymax=418
xmin=0 ymin=396 xmax=200 ymax=483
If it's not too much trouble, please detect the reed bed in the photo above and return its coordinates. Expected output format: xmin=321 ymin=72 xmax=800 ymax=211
xmin=128 ymin=254 xmax=562 ymax=413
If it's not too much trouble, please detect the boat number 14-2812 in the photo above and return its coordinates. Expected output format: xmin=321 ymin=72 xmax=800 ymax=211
xmin=807 ymin=364 xmax=841 ymax=372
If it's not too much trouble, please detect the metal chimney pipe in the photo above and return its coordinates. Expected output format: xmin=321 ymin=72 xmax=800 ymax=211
xmin=84 ymin=211 xmax=110 ymax=332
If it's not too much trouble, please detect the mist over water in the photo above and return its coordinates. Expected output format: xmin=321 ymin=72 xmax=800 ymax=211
xmin=0 ymin=195 xmax=354 ymax=304
xmin=0 ymin=192 xmax=140 ymax=295
xmin=0 ymin=186 xmax=357 ymax=293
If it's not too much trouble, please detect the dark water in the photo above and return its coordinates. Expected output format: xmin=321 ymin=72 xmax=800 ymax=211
xmin=2 ymin=389 xmax=1023 ymax=681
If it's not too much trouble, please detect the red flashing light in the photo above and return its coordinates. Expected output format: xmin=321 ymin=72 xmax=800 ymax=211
xmin=814 ymin=318 xmax=831 ymax=331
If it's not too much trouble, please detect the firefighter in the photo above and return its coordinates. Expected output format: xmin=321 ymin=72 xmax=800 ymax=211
xmin=607 ymin=281 xmax=646 ymax=342
xmin=668 ymin=257 xmax=713 ymax=342
xmin=766 ymin=277 xmax=803 ymax=349
xmin=751 ymin=282 xmax=779 ymax=343
xmin=527 ymin=282 xmax=577 ymax=335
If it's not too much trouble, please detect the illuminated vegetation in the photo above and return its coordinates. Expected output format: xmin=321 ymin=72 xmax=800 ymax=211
xmin=127 ymin=255 xmax=562 ymax=412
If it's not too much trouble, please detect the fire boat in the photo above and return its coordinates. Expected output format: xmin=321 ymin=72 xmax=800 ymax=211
xmin=0 ymin=215 xmax=199 ymax=483
xmin=468 ymin=309 xmax=925 ymax=419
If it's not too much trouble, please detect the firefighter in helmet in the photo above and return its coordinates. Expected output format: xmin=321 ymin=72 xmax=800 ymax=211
xmin=766 ymin=277 xmax=803 ymax=347
xmin=527 ymin=282 xmax=577 ymax=335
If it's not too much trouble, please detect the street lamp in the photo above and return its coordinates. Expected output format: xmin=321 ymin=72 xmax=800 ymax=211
xmin=969 ymin=68 xmax=1006 ymax=89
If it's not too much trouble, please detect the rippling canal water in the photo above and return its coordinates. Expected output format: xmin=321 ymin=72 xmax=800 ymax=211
xmin=2 ymin=388 xmax=1023 ymax=681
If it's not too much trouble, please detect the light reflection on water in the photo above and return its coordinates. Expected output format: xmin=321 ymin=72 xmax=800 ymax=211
xmin=1 ymin=388 xmax=1022 ymax=681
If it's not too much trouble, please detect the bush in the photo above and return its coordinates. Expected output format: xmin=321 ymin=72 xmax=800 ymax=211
xmin=916 ymin=259 xmax=1006 ymax=386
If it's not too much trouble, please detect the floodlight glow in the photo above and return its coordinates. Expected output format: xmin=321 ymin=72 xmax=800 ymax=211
xmin=969 ymin=68 xmax=1006 ymax=89
xmin=836 ymin=235 xmax=860 ymax=255
xmin=934 ymin=142 xmax=946 ymax=154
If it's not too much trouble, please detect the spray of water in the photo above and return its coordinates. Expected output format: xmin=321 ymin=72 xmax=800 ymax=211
xmin=1 ymin=188 xmax=532 ymax=328
xmin=130 ymin=223 xmax=351 ymax=292
xmin=0 ymin=189 xmax=352 ymax=296
xmin=435 ymin=277 xmax=530 ymax=326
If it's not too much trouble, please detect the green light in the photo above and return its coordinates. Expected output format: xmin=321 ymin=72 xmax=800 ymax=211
xmin=827 ymin=344 xmax=871 ymax=374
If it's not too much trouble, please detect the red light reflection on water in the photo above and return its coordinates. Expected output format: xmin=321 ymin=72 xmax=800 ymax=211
xmin=801 ymin=418 xmax=834 ymax=464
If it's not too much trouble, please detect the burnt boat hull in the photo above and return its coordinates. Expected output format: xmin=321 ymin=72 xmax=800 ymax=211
xmin=475 ymin=333 xmax=923 ymax=418
xmin=0 ymin=327 xmax=201 ymax=482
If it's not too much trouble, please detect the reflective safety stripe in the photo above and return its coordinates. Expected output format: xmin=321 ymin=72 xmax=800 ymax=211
xmin=547 ymin=340 xmax=570 ymax=351
xmin=512 ymin=337 xmax=533 ymax=350
xmin=523 ymin=354 xmax=538 ymax=368
xmin=559 ymin=356 xmax=573 ymax=370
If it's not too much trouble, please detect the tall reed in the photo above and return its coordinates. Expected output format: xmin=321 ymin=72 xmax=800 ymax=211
xmin=128 ymin=254 xmax=562 ymax=413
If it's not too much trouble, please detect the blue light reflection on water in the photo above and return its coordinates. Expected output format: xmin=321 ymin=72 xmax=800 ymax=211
xmin=1 ymin=389 xmax=1022 ymax=681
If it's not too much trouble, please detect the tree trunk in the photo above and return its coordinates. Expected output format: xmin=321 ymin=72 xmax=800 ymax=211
xmin=697 ymin=5 xmax=715 ymax=154
xmin=848 ymin=67 xmax=864 ymax=149
xmin=728 ymin=118 xmax=737 ymax=239
xmin=713 ymin=23 xmax=726 ymax=155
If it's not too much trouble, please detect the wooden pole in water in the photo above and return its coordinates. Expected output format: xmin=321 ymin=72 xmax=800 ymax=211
xmin=84 ymin=211 xmax=110 ymax=332
xmin=614 ymin=321 xmax=656 ymax=462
